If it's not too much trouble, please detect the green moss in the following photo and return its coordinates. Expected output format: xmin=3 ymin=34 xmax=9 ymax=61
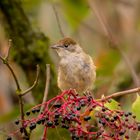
xmin=0 ymin=0 xmax=58 ymax=101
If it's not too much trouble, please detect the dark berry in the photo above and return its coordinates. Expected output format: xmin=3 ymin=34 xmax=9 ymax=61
xmin=62 ymin=124 xmax=66 ymax=128
xmin=41 ymin=118 xmax=45 ymax=124
xmin=65 ymin=125 xmax=69 ymax=129
xmin=15 ymin=120 xmax=19 ymax=125
xmin=118 ymin=103 xmax=121 ymax=106
xmin=138 ymin=123 xmax=140 ymax=131
xmin=99 ymin=120 xmax=102 ymax=124
xmin=36 ymin=108 xmax=40 ymax=113
xmin=125 ymin=135 xmax=129 ymax=139
xmin=54 ymin=119 xmax=58 ymax=123
xmin=88 ymin=96 xmax=92 ymax=102
xmin=77 ymin=106 xmax=81 ymax=111
xmin=29 ymin=123 xmax=36 ymax=130
xmin=62 ymin=124 xmax=69 ymax=129
xmin=26 ymin=111 xmax=30 ymax=116
xmin=101 ymin=121 xmax=106 ymax=126
xmin=61 ymin=119 xmax=65 ymax=123
xmin=125 ymin=113 xmax=129 ymax=117
xmin=7 ymin=137 xmax=12 ymax=140
xmin=119 ymin=130 xmax=125 ymax=136
xmin=37 ymin=119 xmax=42 ymax=124
xmin=54 ymin=121 xmax=59 ymax=126
xmin=20 ymin=127 xmax=24 ymax=133
xmin=110 ymin=118 xmax=114 ymax=122
xmin=125 ymin=118 xmax=128 ymax=122
xmin=133 ymin=127 xmax=137 ymax=130
xmin=113 ymin=115 xmax=118 ymax=120
xmin=80 ymin=101 xmax=85 ymax=107
xmin=110 ymin=133 xmax=114 ymax=137
xmin=84 ymin=116 xmax=91 ymax=121
xmin=72 ymin=135 xmax=79 ymax=140
xmin=54 ymin=103 xmax=61 ymax=108
xmin=128 ymin=112 xmax=132 ymax=115
xmin=120 ymin=113 xmax=124 ymax=116
xmin=89 ymin=108 xmax=93 ymax=111
xmin=54 ymin=113 xmax=60 ymax=118
xmin=102 ymin=107 xmax=106 ymax=112
xmin=45 ymin=116 xmax=49 ymax=120
xmin=96 ymin=131 xmax=102 ymax=137
xmin=105 ymin=117 xmax=109 ymax=121
xmin=47 ymin=121 xmax=53 ymax=127
xmin=32 ymin=109 xmax=36 ymax=114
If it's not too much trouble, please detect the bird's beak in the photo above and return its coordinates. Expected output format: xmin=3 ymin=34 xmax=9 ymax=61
xmin=51 ymin=44 xmax=63 ymax=49
xmin=51 ymin=44 xmax=58 ymax=49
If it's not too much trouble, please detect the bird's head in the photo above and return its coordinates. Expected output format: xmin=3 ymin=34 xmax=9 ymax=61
xmin=51 ymin=37 xmax=83 ymax=58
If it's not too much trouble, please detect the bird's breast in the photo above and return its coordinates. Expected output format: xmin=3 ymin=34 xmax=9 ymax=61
xmin=58 ymin=54 xmax=96 ymax=93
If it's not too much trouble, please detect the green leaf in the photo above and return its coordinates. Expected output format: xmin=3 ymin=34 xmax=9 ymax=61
xmin=132 ymin=95 xmax=140 ymax=121
xmin=61 ymin=0 xmax=89 ymax=28
xmin=104 ymin=99 xmax=120 ymax=110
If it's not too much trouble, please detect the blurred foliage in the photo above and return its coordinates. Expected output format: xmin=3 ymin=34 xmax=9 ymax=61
xmin=132 ymin=95 xmax=140 ymax=121
xmin=23 ymin=0 xmax=41 ymax=14
xmin=0 ymin=104 xmax=32 ymax=123
xmin=61 ymin=0 xmax=89 ymax=29
xmin=96 ymin=50 xmax=120 ymax=76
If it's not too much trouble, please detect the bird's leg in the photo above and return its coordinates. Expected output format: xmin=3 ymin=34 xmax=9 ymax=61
xmin=83 ymin=90 xmax=95 ymax=98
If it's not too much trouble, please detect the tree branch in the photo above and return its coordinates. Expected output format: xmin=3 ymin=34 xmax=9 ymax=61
xmin=40 ymin=64 xmax=50 ymax=113
xmin=98 ymin=87 xmax=140 ymax=101
xmin=21 ymin=65 xmax=40 ymax=96
xmin=0 ymin=55 xmax=21 ymax=92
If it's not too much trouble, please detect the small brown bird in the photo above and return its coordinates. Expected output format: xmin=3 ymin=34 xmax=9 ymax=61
xmin=51 ymin=37 xmax=96 ymax=94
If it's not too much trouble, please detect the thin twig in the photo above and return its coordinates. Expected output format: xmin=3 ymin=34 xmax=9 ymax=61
xmin=21 ymin=65 xmax=40 ymax=96
xmin=88 ymin=0 xmax=140 ymax=87
xmin=5 ymin=39 xmax=12 ymax=60
xmin=98 ymin=87 xmax=140 ymax=101
xmin=52 ymin=3 xmax=65 ymax=37
xmin=0 ymin=46 xmax=30 ymax=138
xmin=40 ymin=64 xmax=50 ymax=113
xmin=0 ymin=56 xmax=21 ymax=91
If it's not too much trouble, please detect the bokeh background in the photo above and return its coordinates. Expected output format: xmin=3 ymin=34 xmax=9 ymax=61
xmin=0 ymin=0 xmax=140 ymax=139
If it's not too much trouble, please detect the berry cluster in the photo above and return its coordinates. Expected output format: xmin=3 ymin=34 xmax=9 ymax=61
xmin=8 ymin=90 xmax=139 ymax=140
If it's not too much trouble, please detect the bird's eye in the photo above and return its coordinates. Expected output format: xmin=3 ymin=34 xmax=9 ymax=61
xmin=64 ymin=44 xmax=68 ymax=48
